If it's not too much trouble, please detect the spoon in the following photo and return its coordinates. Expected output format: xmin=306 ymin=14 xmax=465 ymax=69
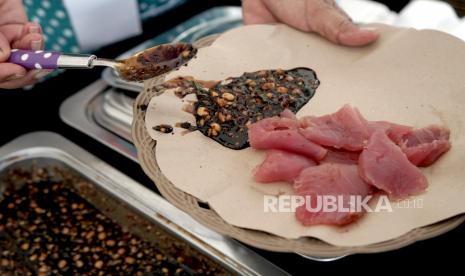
xmin=7 ymin=43 xmax=197 ymax=82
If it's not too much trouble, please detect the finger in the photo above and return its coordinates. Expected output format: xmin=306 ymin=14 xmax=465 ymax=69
xmin=243 ymin=0 xmax=278 ymax=25
xmin=0 ymin=63 xmax=26 ymax=81
xmin=0 ymin=32 xmax=12 ymax=62
xmin=306 ymin=0 xmax=379 ymax=46
xmin=11 ymin=33 xmax=44 ymax=51
xmin=0 ymin=22 xmax=42 ymax=52
xmin=337 ymin=25 xmax=379 ymax=47
xmin=20 ymin=22 xmax=42 ymax=37
xmin=0 ymin=69 xmax=39 ymax=89
xmin=12 ymin=22 xmax=44 ymax=51
xmin=0 ymin=24 xmax=24 ymax=43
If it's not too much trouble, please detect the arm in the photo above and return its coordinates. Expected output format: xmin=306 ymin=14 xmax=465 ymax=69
xmin=242 ymin=0 xmax=379 ymax=46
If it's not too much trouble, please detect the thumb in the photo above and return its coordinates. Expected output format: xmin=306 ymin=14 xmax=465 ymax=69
xmin=306 ymin=0 xmax=379 ymax=46
xmin=0 ymin=32 xmax=12 ymax=62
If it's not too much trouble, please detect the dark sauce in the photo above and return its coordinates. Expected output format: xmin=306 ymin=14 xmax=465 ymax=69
xmin=176 ymin=122 xmax=197 ymax=131
xmin=0 ymin=169 xmax=224 ymax=275
xmin=158 ymin=68 xmax=319 ymax=149
xmin=118 ymin=43 xmax=197 ymax=82
xmin=137 ymin=104 xmax=148 ymax=111
xmin=153 ymin=124 xmax=173 ymax=134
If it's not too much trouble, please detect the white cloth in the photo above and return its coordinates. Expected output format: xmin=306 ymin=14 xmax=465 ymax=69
xmin=397 ymin=0 xmax=460 ymax=32
xmin=63 ymin=0 xmax=142 ymax=51
xmin=338 ymin=0 xmax=465 ymax=41
xmin=336 ymin=0 xmax=398 ymax=25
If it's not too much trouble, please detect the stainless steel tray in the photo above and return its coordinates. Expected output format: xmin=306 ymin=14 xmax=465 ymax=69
xmin=0 ymin=132 xmax=286 ymax=275
xmin=102 ymin=6 xmax=242 ymax=92
xmin=61 ymin=80 xmax=137 ymax=161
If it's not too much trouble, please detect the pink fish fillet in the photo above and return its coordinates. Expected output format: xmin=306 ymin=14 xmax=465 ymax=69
xmin=293 ymin=163 xmax=373 ymax=226
xmin=359 ymin=130 xmax=428 ymax=199
xmin=368 ymin=121 xmax=413 ymax=144
xmin=320 ymin=148 xmax=360 ymax=165
xmin=400 ymin=125 xmax=451 ymax=167
xmin=299 ymin=104 xmax=370 ymax=151
xmin=253 ymin=150 xmax=317 ymax=183
xmin=248 ymin=116 xmax=327 ymax=161
xmin=279 ymin=109 xmax=298 ymax=120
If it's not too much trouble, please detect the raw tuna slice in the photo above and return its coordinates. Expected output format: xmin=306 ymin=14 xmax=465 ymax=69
xmin=400 ymin=125 xmax=451 ymax=166
xmin=280 ymin=109 xmax=297 ymax=120
xmin=248 ymin=116 xmax=327 ymax=161
xmin=253 ymin=150 xmax=317 ymax=183
xmin=359 ymin=130 xmax=428 ymax=199
xmin=293 ymin=164 xmax=373 ymax=226
xmin=299 ymin=104 xmax=369 ymax=151
xmin=368 ymin=121 xmax=413 ymax=144
xmin=321 ymin=148 xmax=360 ymax=165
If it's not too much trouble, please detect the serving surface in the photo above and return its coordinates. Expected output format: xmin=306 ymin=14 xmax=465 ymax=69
xmin=134 ymin=24 xmax=465 ymax=255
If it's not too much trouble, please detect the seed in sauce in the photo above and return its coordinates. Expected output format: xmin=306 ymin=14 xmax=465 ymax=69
xmin=175 ymin=122 xmax=197 ymax=132
xmin=153 ymin=124 xmax=173 ymax=134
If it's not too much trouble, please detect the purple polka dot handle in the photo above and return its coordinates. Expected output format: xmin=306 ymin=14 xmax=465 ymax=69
xmin=7 ymin=49 xmax=61 ymax=70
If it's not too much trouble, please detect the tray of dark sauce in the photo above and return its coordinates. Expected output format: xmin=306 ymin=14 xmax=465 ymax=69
xmin=0 ymin=168 xmax=224 ymax=275
xmin=0 ymin=132 xmax=287 ymax=275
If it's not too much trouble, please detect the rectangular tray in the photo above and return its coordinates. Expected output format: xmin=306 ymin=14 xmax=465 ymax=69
xmin=0 ymin=132 xmax=286 ymax=275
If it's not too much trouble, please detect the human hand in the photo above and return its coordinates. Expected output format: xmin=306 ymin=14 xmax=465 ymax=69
xmin=242 ymin=0 xmax=379 ymax=46
xmin=0 ymin=0 xmax=45 ymax=89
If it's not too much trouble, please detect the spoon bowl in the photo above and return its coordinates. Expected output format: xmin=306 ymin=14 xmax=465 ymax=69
xmin=116 ymin=43 xmax=197 ymax=82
